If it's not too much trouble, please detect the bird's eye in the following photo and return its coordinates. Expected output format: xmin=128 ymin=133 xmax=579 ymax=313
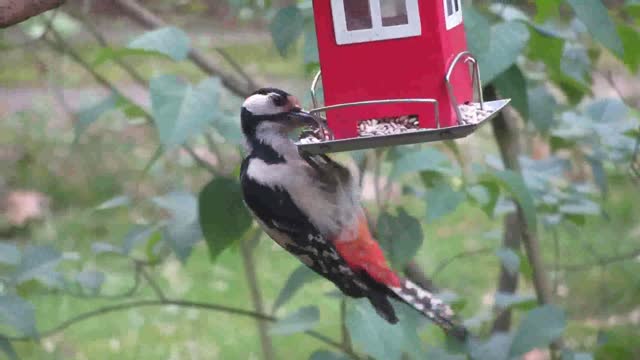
xmin=270 ymin=94 xmax=287 ymax=107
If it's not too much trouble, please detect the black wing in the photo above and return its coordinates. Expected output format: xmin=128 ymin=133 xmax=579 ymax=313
xmin=240 ymin=157 xmax=368 ymax=298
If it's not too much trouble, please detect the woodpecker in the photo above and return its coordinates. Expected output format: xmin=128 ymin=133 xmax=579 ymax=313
xmin=239 ymin=87 xmax=468 ymax=340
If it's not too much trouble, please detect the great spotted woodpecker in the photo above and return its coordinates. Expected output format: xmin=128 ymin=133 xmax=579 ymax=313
xmin=239 ymin=87 xmax=468 ymax=340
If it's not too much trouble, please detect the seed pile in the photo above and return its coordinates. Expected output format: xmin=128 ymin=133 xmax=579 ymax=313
xmin=357 ymin=115 xmax=420 ymax=137
xmin=298 ymin=127 xmax=332 ymax=144
xmin=459 ymin=102 xmax=494 ymax=125
xmin=297 ymin=103 xmax=495 ymax=143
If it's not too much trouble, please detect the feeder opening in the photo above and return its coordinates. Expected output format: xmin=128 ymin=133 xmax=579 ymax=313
xmin=381 ymin=0 xmax=409 ymax=27
xmin=344 ymin=0 xmax=372 ymax=31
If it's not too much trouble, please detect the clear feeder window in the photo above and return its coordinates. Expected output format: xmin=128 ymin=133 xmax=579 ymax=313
xmin=331 ymin=0 xmax=421 ymax=45
xmin=444 ymin=0 xmax=463 ymax=30
xmin=344 ymin=0 xmax=373 ymax=30
xmin=381 ymin=0 xmax=409 ymax=27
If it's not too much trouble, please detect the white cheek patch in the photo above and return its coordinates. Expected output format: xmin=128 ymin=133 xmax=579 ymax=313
xmin=243 ymin=93 xmax=284 ymax=115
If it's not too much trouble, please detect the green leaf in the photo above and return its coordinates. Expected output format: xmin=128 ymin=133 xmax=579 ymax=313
xmin=0 ymin=336 xmax=18 ymax=360
xmin=74 ymin=94 xmax=118 ymax=141
xmin=153 ymin=191 xmax=198 ymax=221
xmin=509 ymin=305 xmax=566 ymax=357
xmin=13 ymin=246 xmax=62 ymax=287
xmin=426 ymin=182 xmax=465 ymax=222
xmin=618 ymin=24 xmax=640 ymax=73
xmin=269 ymin=306 xmax=319 ymax=335
xmin=0 ymin=244 xmax=20 ymax=265
xmin=562 ymin=350 xmax=594 ymax=360
xmin=0 ymin=295 xmax=37 ymax=337
xmin=494 ymin=292 xmax=537 ymax=311
xmin=272 ymin=265 xmax=318 ymax=313
xmin=127 ymin=27 xmax=190 ymax=61
xmin=463 ymin=6 xmax=491 ymax=56
xmin=586 ymin=98 xmax=628 ymax=123
xmin=528 ymin=25 xmax=564 ymax=71
xmin=91 ymin=242 xmax=125 ymax=256
xmin=495 ymin=248 xmax=520 ymax=276
xmin=303 ymin=21 xmax=319 ymax=65
xmin=469 ymin=332 xmax=512 ymax=360
xmin=122 ymin=225 xmax=157 ymax=254
xmin=198 ymin=177 xmax=252 ymax=260
xmin=150 ymin=75 xmax=221 ymax=149
xmin=518 ymin=251 xmax=534 ymax=279
xmin=476 ymin=21 xmax=530 ymax=84
xmin=560 ymin=44 xmax=592 ymax=88
xmin=587 ymin=156 xmax=608 ymax=196
xmin=534 ymin=0 xmax=561 ymax=22
xmin=95 ymin=195 xmax=130 ymax=211
xmin=488 ymin=170 xmax=538 ymax=234
xmin=558 ymin=199 xmax=600 ymax=216
xmin=424 ymin=348 xmax=466 ymax=360
xmin=76 ymin=270 xmax=105 ymax=294
xmin=376 ymin=208 xmax=423 ymax=268
xmin=270 ymin=6 xmax=305 ymax=57
xmin=566 ymin=0 xmax=624 ymax=58
xmin=493 ymin=65 xmax=528 ymax=117
xmin=476 ymin=180 xmax=501 ymax=217
xmin=346 ymin=300 xmax=423 ymax=360
xmin=153 ymin=191 xmax=201 ymax=262
xmin=391 ymin=147 xmax=458 ymax=178
xmin=309 ymin=350 xmax=349 ymax=360
xmin=528 ymin=85 xmax=557 ymax=133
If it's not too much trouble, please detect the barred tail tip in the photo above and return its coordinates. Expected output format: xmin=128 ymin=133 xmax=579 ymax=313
xmin=391 ymin=279 xmax=469 ymax=341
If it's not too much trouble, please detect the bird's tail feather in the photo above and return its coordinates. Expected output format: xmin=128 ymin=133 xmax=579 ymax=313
xmin=389 ymin=278 xmax=468 ymax=341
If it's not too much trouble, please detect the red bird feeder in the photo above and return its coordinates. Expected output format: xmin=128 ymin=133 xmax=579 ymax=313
xmin=296 ymin=0 xmax=510 ymax=154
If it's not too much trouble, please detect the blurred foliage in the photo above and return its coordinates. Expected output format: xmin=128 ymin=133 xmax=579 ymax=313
xmin=1 ymin=0 xmax=639 ymax=359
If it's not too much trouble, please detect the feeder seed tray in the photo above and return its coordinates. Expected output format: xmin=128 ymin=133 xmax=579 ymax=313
xmin=296 ymin=99 xmax=510 ymax=155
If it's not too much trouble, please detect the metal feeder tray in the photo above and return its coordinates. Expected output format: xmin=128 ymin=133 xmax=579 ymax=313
xmin=296 ymin=52 xmax=511 ymax=155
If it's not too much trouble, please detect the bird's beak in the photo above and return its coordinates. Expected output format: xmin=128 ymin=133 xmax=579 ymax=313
xmin=288 ymin=108 xmax=320 ymax=128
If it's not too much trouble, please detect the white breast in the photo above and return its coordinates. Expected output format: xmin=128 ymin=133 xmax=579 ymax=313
xmin=246 ymin=157 xmax=360 ymax=238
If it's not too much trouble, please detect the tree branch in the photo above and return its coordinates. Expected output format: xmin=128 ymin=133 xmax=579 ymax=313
xmin=431 ymin=247 xmax=494 ymax=281
xmin=558 ymin=247 xmax=640 ymax=271
xmin=0 ymin=0 xmax=65 ymax=28
xmin=111 ymin=0 xmax=254 ymax=98
xmin=240 ymin=229 xmax=276 ymax=360
xmin=6 ymin=298 xmax=360 ymax=358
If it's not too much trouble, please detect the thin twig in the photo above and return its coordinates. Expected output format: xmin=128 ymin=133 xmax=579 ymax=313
xmin=215 ymin=47 xmax=256 ymax=90
xmin=6 ymin=299 xmax=273 ymax=342
xmin=183 ymin=144 xmax=219 ymax=176
xmin=240 ymin=229 xmax=276 ymax=360
xmin=558 ymin=247 xmax=640 ymax=271
xmin=431 ymin=247 xmax=494 ymax=280
xmin=6 ymin=298 xmax=359 ymax=358
xmin=340 ymin=297 xmax=353 ymax=353
xmin=139 ymin=266 xmax=167 ymax=301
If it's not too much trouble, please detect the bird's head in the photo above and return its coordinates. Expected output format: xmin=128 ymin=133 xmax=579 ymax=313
xmin=241 ymin=87 xmax=317 ymax=140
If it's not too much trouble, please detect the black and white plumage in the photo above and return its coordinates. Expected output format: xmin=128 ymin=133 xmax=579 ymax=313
xmin=238 ymin=87 xmax=467 ymax=339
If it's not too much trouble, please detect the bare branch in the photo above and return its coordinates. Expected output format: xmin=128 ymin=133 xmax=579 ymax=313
xmin=431 ymin=247 xmax=494 ymax=280
xmin=139 ymin=267 xmax=167 ymax=301
xmin=559 ymin=247 xmax=640 ymax=272
xmin=6 ymin=298 xmax=360 ymax=358
xmin=240 ymin=230 xmax=276 ymax=360
xmin=0 ymin=0 xmax=65 ymax=28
